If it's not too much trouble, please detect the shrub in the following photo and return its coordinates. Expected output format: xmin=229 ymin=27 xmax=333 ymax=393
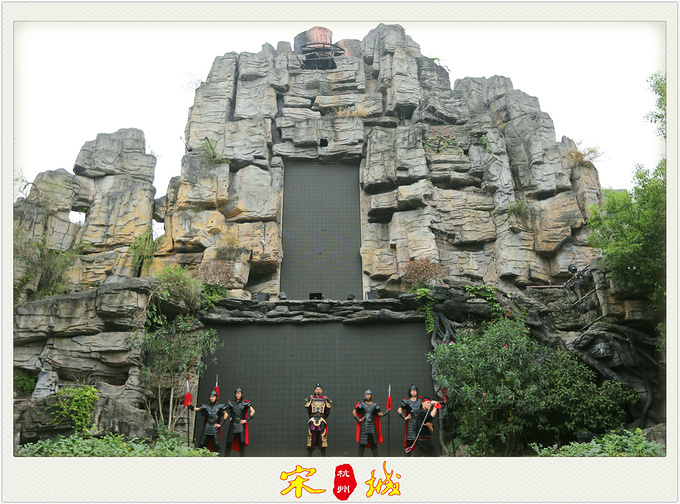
xmin=429 ymin=317 xmax=639 ymax=455
xmin=534 ymin=350 xmax=638 ymax=443
xmin=13 ymin=230 xmax=82 ymax=301
xmin=402 ymin=258 xmax=444 ymax=290
xmin=14 ymin=429 xmax=216 ymax=457
xmin=505 ymin=200 xmax=529 ymax=216
xmin=154 ymin=264 xmax=203 ymax=313
xmin=430 ymin=318 xmax=544 ymax=455
xmin=14 ymin=369 xmax=37 ymax=395
xmin=46 ymin=385 xmax=99 ymax=433
xmin=532 ymin=429 xmax=664 ymax=457
xmin=128 ymin=227 xmax=159 ymax=272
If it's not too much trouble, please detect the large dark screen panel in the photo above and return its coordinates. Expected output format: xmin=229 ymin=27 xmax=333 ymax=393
xmin=280 ymin=163 xmax=362 ymax=300
xmin=197 ymin=322 xmax=437 ymax=457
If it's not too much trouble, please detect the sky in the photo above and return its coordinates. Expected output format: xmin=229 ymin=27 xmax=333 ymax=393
xmin=13 ymin=21 xmax=666 ymax=201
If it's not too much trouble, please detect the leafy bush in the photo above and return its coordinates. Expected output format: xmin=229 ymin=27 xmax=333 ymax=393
xmin=202 ymin=283 xmax=230 ymax=310
xmin=505 ymin=200 xmax=529 ymax=216
xmin=430 ymin=318 xmax=544 ymax=455
xmin=415 ymin=287 xmax=437 ymax=334
xmin=402 ymin=258 xmax=444 ymax=290
xmin=534 ymin=350 xmax=638 ymax=442
xmin=154 ymin=264 xmax=203 ymax=313
xmin=15 ymin=429 xmax=216 ymax=457
xmin=14 ymin=369 xmax=37 ymax=395
xmin=13 ymin=230 xmax=82 ymax=301
xmin=429 ymin=318 xmax=639 ymax=455
xmin=532 ymin=429 xmax=664 ymax=457
xmin=128 ymin=227 xmax=159 ymax=273
xmin=46 ymin=386 xmax=99 ymax=432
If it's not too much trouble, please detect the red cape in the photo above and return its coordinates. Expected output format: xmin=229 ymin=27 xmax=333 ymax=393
xmin=354 ymin=401 xmax=383 ymax=446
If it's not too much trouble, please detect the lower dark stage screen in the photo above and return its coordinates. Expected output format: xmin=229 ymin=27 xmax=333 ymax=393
xmin=196 ymin=322 xmax=438 ymax=457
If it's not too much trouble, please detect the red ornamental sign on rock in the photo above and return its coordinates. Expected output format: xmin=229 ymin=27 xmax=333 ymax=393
xmin=333 ymin=464 xmax=357 ymax=501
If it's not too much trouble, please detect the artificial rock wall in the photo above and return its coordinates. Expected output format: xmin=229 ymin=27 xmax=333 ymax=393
xmin=13 ymin=24 xmax=661 ymax=445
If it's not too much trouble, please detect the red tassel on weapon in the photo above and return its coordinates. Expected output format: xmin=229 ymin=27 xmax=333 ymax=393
xmin=183 ymin=377 xmax=193 ymax=407
xmin=214 ymin=374 xmax=220 ymax=398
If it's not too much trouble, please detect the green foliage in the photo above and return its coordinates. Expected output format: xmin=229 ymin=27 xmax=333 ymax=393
xmin=129 ymin=302 xmax=222 ymax=429
xmin=201 ymin=138 xmax=229 ymax=166
xmin=154 ymin=264 xmax=204 ymax=313
xmin=475 ymin=134 xmax=492 ymax=152
xmin=645 ymin=72 xmax=666 ymax=139
xmin=464 ymin=284 xmax=503 ymax=318
xmin=14 ymin=369 xmax=37 ymax=395
xmin=587 ymin=160 xmax=666 ymax=311
xmin=14 ymin=230 xmax=83 ymax=301
xmin=202 ymin=283 xmax=230 ymax=310
xmin=415 ymin=287 xmax=437 ymax=334
xmin=533 ymin=350 xmax=638 ymax=441
xmin=429 ymin=318 xmax=639 ymax=455
xmin=505 ymin=199 xmax=529 ymax=216
xmin=430 ymin=318 xmax=543 ymax=455
xmin=46 ymin=386 xmax=99 ymax=432
xmin=532 ymin=429 xmax=664 ymax=457
xmin=423 ymin=127 xmax=463 ymax=155
xmin=15 ymin=429 xmax=216 ymax=457
xmin=128 ymin=227 xmax=159 ymax=272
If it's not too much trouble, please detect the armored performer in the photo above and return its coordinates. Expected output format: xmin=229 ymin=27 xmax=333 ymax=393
xmin=409 ymin=397 xmax=439 ymax=456
xmin=397 ymin=384 xmax=422 ymax=456
xmin=305 ymin=383 xmax=331 ymax=456
xmin=353 ymin=389 xmax=385 ymax=456
xmin=224 ymin=386 xmax=255 ymax=456
xmin=187 ymin=389 xmax=227 ymax=454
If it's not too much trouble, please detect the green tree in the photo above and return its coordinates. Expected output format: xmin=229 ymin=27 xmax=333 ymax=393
xmin=586 ymin=161 xmax=666 ymax=310
xmin=586 ymin=72 xmax=666 ymax=313
xmin=645 ymin=72 xmax=666 ymax=139
xmin=127 ymin=265 xmax=222 ymax=432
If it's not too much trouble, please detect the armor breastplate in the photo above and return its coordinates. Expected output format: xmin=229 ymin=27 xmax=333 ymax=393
xmin=228 ymin=399 xmax=249 ymax=434
xmin=308 ymin=396 xmax=327 ymax=427
xmin=358 ymin=401 xmax=379 ymax=436
xmin=202 ymin=402 xmax=224 ymax=435
xmin=402 ymin=397 xmax=422 ymax=439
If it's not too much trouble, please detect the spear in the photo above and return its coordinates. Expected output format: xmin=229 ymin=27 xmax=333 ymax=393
xmin=386 ymin=384 xmax=392 ymax=456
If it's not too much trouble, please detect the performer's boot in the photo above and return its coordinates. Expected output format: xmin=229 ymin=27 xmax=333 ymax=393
xmin=320 ymin=448 xmax=326 ymax=457
xmin=307 ymin=449 xmax=314 ymax=456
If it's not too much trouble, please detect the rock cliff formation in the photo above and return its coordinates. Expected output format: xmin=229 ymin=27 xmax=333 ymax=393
xmin=13 ymin=24 xmax=663 ymax=447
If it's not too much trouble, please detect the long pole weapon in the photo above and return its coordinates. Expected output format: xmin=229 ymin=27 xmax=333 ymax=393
xmin=386 ymin=384 xmax=392 ymax=456
xmin=405 ymin=402 xmax=438 ymax=454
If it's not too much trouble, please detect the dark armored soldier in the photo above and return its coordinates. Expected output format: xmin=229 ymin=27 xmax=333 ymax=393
xmin=188 ymin=389 xmax=226 ymax=454
xmin=353 ymin=389 xmax=384 ymax=456
xmin=397 ymin=384 xmax=422 ymax=456
xmin=409 ymin=397 xmax=438 ymax=456
xmin=305 ymin=383 xmax=331 ymax=456
xmin=225 ymin=386 xmax=255 ymax=456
